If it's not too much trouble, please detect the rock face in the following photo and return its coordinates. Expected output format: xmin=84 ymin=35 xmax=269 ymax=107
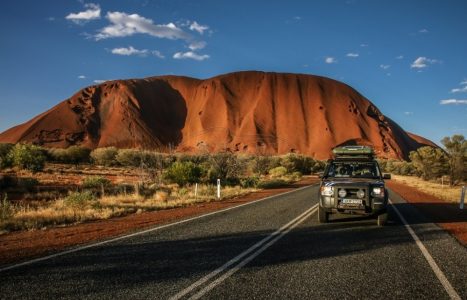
xmin=0 ymin=71 xmax=436 ymax=159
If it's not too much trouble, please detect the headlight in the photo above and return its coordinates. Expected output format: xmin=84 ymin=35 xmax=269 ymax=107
xmin=338 ymin=189 xmax=347 ymax=198
xmin=357 ymin=190 xmax=365 ymax=198
xmin=320 ymin=186 xmax=334 ymax=196
xmin=372 ymin=187 xmax=384 ymax=196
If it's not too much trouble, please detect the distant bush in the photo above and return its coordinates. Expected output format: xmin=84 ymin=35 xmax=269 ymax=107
xmin=250 ymin=155 xmax=280 ymax=175
xmin=207 ymin=152 xmax=247 ymax=183
xmin=0 ymin=143 xmax=14 ymax=170
xmin=409 ymin=146 xmax=449 ymax=180
xmin=9 ymin=144 xmax=46 ymax=172
xmin=269 ymin=166 xmax=288 ymax=178
xmin=164 ymin=161 xmax=202 ymax=186
xmin=64 ymin=191 xmax=97 ymax=209
xmin=82 ymin=176 xmax=111 ymax=189
xmin=240 ymin=176 xmax=259 ymax=188
xmin=90 ymin=147 xmax=118 ymax=166
xmin=257 ymin=179 xmax=288 ymax=189
xmin=48 ymin=146 xmax=91 ymax=166
xmin=280 ymin=153 xmax=314 ymax=175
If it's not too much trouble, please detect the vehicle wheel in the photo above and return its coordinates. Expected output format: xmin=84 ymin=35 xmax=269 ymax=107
xmin=377 ymin=212 xmax=387 ymax=226
xmin=318 ymin=205 xmax=329 ymax=223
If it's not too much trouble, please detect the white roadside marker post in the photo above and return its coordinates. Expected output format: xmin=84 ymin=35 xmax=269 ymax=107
xmin=195 ymin=183 xmax=198 ymax=201
xmin=460 ymin=186 xmax=465 ymax=210
xmin=217 ymin=179 xmax=221 ymax=200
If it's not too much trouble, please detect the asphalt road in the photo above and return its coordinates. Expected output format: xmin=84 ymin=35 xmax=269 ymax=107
xmin=1 ymin=185 xmax=466 ymax=299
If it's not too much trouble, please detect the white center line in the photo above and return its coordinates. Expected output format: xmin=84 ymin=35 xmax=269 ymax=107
xmin=170 ymin=204 xmax=318 ymax=300
xmin=389 ymin=199 xmax=461 ymax=300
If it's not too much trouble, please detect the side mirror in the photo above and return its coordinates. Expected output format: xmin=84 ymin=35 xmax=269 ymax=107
xmin=383 ymin=173 xmax=391 ymax=180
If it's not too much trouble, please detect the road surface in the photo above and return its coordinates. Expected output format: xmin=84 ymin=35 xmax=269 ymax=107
xmin=1 ymin=185 xmax=466 ymax=299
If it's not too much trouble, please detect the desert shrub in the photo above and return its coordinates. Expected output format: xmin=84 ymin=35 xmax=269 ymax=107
xmin=280 ymin=153 xmax=314 ymax=174
xmin=250 ymin=155 xmax=280 ymax=175
xmin=64 ymin=191 xmax=97 ymax=209
xmin=136 ymin=184 xmax=157 ymax=198
xmin=269 ymin=166 xmax=288 ymax=177
xmin=0 ymin=143 xmax=14 ymax=170
xmin=310 ymin=160 xmax=326 ymax=174
xmin=65 ymin=146 xmax=91 ymax=165
xmin=240 ymin=176 xmax=259 ymax=188
xmin=82 ymin=176 xmax=111 ymax=189
xmin=409 ymin=146 xmax=449 ymax=180
xmin=257 ymin=179 xmax=288 ymax=189
xmin=8 ymin=143 xmax=46 ymax=172
xmin=441 ymin=134 xmax=466 ymax=184
xmin=0 ymin=195 xmax=13 ymax=222
xmin=207 ymin=152 xmax=247 ymax=183
xmin=116 ymin=149 xmax=159 ymax=168
xmin=164 ymin=161 xmax=202 ymax=186
xmin=90 ymin=147 xmax=118 ymax=166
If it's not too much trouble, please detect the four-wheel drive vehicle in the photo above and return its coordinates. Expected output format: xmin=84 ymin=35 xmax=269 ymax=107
xmin=318 ymin=146 xmax=391 ymax=226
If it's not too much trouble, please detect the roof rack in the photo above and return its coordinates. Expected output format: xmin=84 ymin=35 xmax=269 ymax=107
xmin=332 ymin=146 xmax=375 ymax=159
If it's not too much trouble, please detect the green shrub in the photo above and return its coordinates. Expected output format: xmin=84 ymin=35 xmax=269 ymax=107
xmin=409 ymin=146 xmax=449 ymax=180
xmin=9 ymin=143 xmax=46 ymax=172
xmin=257 ymin=179 xmax=288 ymax=189
xmin=64 ymin=191 xmax=97 ymax=208
xmin=208 ymin=152 xmax=246 ymax=182
xmin=280 ymin=153 xmax=314 ymax=174
xmin=90 ymin=147 xmax=118 ymax=166
xmin=82 ymin=176 xmax=111 ymax=189
xmin=250 ymin=155 xmax=280 ymax=175
xmin=164 ymin=161 xmax=202 ymax=186
xmin=116 ymin=149 xmax=159 ymax=168
xmin=240 ymin=176 xmax=259 ymax=188
xmin=269 ymin=166 xmax=288 ymax=177
xmin=0 ymin=143 xmax=14 ymax=170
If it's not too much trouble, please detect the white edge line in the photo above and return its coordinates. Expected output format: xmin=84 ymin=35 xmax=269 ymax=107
xmin=389 ymin=199 xmax=461 ymax=300
xmin=0 ymin=184 xmax=317 ymax=273
xmin=189 ymin=205 xmax=318 ymax=300
xmin=170 ymin=204 xmax=318 ymax=300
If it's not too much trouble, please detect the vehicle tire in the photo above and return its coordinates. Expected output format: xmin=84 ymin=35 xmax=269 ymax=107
xmin=318 ymin=205 xmax=329 ymax=223
xmin=377 ymin=212 xmax=387 ymax=226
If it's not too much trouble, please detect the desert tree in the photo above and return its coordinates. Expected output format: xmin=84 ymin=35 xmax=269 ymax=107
xmin=441 ymin=134 xmax=466 ymax=184
xmin=409 ymin=146 xmax=449 ymax=180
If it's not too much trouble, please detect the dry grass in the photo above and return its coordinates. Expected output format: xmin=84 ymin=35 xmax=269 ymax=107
xmin=0 ymin=184 xmax=255 ymax=233
xmin=391 ymin=175 xmax=465 ymax=203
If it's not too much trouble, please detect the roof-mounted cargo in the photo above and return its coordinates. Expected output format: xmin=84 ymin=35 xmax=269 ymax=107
xmin=332 ymin=145 xmax=375 ymax=160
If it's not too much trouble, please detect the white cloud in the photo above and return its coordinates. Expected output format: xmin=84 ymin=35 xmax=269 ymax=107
xmin=173 ymin=51 xmax=209 ymax=61
xmin=404 ymin=111 xmax=413 ymax=115
xmin=78 ymin=75 xmax=86 ymax=79
xmin=188 ymin=41 xmax=207 ymax=50
xmin=111 ymin=46 xmax=148 ymax=56
xmin=380 ymin=64 xmax=390 ymax=70
xmin=396 ymin=55 xmax=404 ymax=59
xmin=440 ymin=99 xmax=467 ymax=105
xmin=95 ymin=12 xmax=191 ymax=41
xmin=189 ymin=21 xmax=209 ymax=34
xmin=451 ymin=86 xmax=467 ymax=93
xmin=325 ymin=57 xmax=337 ymax=64
xmin=419 ymin=28 xmax=429 ymax=33
xmin=410 ymin=56 xmax=439 ymax=69
xmin=460 ymin=80 xmax=467 ymax=85
xmin=66 ymin=3 xmax=100 ymax=24
xmin=152 ymin=50 xmax=165 ymax=59
xmin=293 ymin=16 xmax=302 ymax=20
xmin=360 ymin=43 xmax=368 ymax=47
xmin=346 ymin=53 xmax=359 ymax=58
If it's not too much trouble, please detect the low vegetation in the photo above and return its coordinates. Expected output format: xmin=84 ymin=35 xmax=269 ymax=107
xmin=0 ymin=144 xmax=324 ymax=233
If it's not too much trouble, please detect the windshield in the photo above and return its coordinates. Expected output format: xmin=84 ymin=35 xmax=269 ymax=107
xmin=325 ymin=161 xmax=381 ymax=179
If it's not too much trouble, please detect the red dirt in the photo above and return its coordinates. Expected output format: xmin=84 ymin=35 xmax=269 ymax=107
xmin=387 ymin=180 xmax=467 ymax=246
xmin=0 ymin=177 xmax=319 ymax=265
xmin=0 ymin=71 xmax=436 ymax=160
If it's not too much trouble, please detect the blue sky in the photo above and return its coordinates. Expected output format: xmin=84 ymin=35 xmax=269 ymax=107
xmin=1 ymin=0 xmax=466 ymax=146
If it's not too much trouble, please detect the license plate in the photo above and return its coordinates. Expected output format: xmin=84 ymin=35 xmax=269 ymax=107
xmin=341 ymin=199 xmax=362 ymax=205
